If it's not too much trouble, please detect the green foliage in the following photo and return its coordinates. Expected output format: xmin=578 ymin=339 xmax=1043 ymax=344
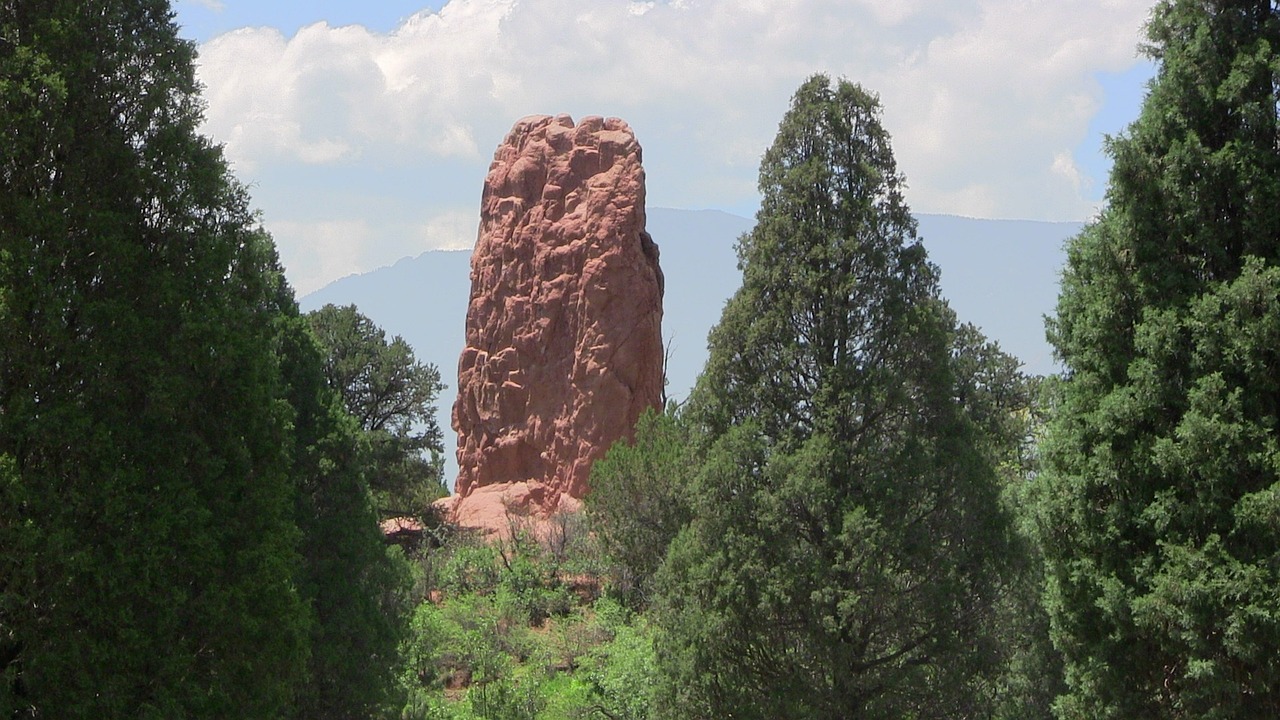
xmin=307 ymin=303 xmax=447 ymax=516
xmin=0 ymin=3 xmax=414 ymax=716
xmin=0 ymin=0 xmax=310 ymax=714
xmin=397 ymin=516 xmax=664 ymax=720
xmin=580 ymin=600 xmax=660 ymax=720
xmin=952 ymin=326 xmax=1065 ymax=719
xmin=1039 ymin=1 xmax=1280 ymax=716
xmin=437 ymin=541 xmax=506 ymax=596
xmin=657 ymin=74 xmax=1020 ymax=719
xmin=585 ymin=406 xmax=694 ymax=606
xmin=399 ymin=593 xmax=658 ymax=720
xmin=466 ymin=674 xmax=546 ymax=720
xmin=276 ymin=311 xmax=413 ymax=719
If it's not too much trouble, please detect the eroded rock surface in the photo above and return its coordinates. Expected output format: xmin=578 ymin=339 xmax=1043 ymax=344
xmin=444 ymin=114 xmax=664 ymax=532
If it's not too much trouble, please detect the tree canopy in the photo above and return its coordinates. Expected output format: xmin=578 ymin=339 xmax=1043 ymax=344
xmin=1038 ymin=1 xmax=1280 ymax=716
xmin=0 ymin=2 xmax=405 ymax=716
xmin=278 ymin=310 xmax=412 ymax=720
xmin=306 ymin=303 xmax=447 ymax=515
xmin=654 ymin=74 xmax=1019 ymax=719
xmin=0 ymin=1 xmax=308 ymax=713
xmin=585 ymin=406 xmax=694 ymax=607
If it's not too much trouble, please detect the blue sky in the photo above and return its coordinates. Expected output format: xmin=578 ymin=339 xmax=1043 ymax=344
xmin=175 ymin=1 xmax=450 ymax=40
xmin=172 ymin=0 xmax=1158 ymax=294
xmin=1077 ymin=60 xmax=1157 ymax=202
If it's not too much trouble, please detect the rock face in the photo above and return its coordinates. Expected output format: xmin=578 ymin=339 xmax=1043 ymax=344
xmin=447 ymin=114 xmax=664 ymax=529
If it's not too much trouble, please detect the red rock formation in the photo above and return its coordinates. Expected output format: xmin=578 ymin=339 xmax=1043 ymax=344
xmin=444 ymin=114 xmax=664 ymax=532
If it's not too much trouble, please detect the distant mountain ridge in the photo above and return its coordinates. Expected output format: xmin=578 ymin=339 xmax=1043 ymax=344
xmin=300 ymin=207 xmax=1082 ymax=486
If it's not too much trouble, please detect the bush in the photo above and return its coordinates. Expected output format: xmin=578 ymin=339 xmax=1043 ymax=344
xmin=585 ymin=407 xmax=694 ymax=608
xmin=465 ymin=674 xmax=545 ymax=720
xmin=437 ymin=540 xmax=503 ymax=596
xmin=398 ymin=508 xmax=633 ymax=719
xmin=581 ymin=607 xmax=660 ymax=720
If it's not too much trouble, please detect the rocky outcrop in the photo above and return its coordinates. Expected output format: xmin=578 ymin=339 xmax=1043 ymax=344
xmin=444 ymin=114 xmax=664 ymax=532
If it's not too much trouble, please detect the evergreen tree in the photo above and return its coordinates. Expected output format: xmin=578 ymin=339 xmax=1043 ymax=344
xmin=278 ymin=309 xmax=412 ymax=720
xmin=585 ymin=406 xmax=694 ymax=607
xmin=1039 ymin=1 xmax=1280 ymax=716
xmin=952 ymin=325 xmax=1064 ymax=719
xmin=655 ymin=75 xmax=1016 ymax=719
xmin=0 ymin=1 xmax=309 ymax=714
xmin=306 ymin=303 xmax=446 ymax=517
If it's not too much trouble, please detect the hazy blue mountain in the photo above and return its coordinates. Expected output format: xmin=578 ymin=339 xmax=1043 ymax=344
xmin=303 ymin=247 xmax=474 ymax=394
xmin=917 ymin=213 xmax=1079 ymax=374
xmin=300 ymin=207 xmax=1081 ymax=487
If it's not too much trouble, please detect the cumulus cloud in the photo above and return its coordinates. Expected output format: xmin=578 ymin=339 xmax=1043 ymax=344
xmin=193 ymin=0 xmax=1154 ymax=291
xmin=420 ymin=210 xmax=480 ymax=252
xmin=264 ymin=205 xmax=481 ymax=295
xmin=1051 ymin=151 xmax=1088 ymax=195
xmin=267 ymin=219 xmax=374 ymax=295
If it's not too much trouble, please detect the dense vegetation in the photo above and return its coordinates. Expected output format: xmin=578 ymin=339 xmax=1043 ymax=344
xmin=2 ymin=0 xmax=1279 ymax=718
xmin=0 ymin=1 xmax=421 ymax=716
xmin=306 ymin=303 xmax=449 ymax=518
xmin=1037 ymin=0 xmax=1280 ymax=716
xmin=653 ymin=76 xmax=1021 ymax=719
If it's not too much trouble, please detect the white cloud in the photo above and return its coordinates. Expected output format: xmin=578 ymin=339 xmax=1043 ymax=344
xmin=421 ymin=210 xmax=480 ymax=252
xmin=267 ymin=219 xmax=373 ymax=295
xmin=874 ymin=0 xmax=1149 ymax=219
xmin=194 ymin=0 xmax=1155 ymax=290
xmin=1051 ymin=151 xmax=1086 ymax=194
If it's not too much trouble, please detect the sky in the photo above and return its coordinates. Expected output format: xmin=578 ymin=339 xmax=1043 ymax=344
xmin=172 ymin=0 xmax=1158 ymax=295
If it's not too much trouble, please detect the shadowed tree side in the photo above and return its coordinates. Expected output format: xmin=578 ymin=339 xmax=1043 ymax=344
xmin=278 ymin=307 xmax=414 ymax=720
xmin=0 ymin=1 xmax=308 ymax=714
xmin=1 ymin=2 xmax=409 ymax=716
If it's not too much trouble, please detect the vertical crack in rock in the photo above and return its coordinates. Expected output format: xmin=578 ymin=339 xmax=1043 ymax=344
xmin=444 ymin=114 xmax=664 ymax=533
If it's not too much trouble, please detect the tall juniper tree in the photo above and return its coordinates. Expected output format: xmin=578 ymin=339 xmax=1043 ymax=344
xmin=0 ymin=1 xmax=309 ymax=714
xmin=654 ymin=75 xmax=1018 ymax=719
xmin=278 ymin=308 xmax=412 ymax=720
xmin=1038 ymin=1 xmax=1280 ymax=716
xmin=1 ymin=1 xmax=405 ymax=716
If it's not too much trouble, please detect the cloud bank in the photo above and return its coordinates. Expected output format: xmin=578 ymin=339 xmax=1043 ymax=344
xmin=193 ymin=0 xmax=1154 ymax=294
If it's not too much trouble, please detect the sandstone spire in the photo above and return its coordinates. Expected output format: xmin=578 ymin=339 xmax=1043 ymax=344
xmin=446 ymin=114 xmax=664 ymax=530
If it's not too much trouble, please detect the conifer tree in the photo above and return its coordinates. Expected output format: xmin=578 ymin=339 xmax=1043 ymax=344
xmin=0 ymin=1 xmax=400 ymax=715
xmin=655 ymin=75 xmax=1017 ymax=719
xmin=306 ymin=303 xmax=447 ymax=517
xmin=586 ymin=406 xmax=694 ymax=607
xmin=278 ymin=309 xmax=412 ymax=719
xmin=1039 ymin=1 xmax=1280 ymax=716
